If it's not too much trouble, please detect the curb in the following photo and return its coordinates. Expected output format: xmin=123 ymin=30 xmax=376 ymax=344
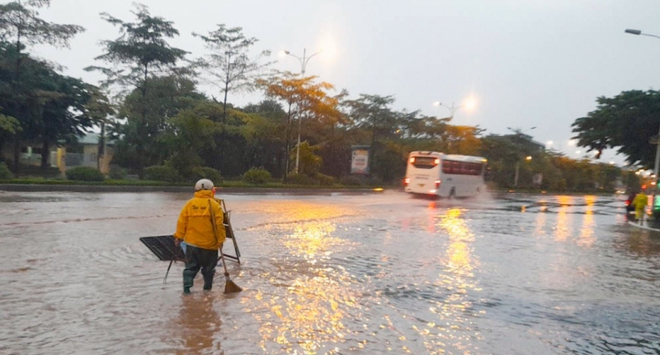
xmin=0 ymin=184 xmax=389 ymax=194
xmin=627 ymin=220 xmax=660 ymax=232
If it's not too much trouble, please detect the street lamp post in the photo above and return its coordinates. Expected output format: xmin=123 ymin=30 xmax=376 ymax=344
xmin=433 ymin=101 xmax=462 ymax=120
xmin=283 ymin=48 xmax=321 ymax=174
xmin=625 ymin=28 xmax=660 ymax=187
xmin=514 ymin=156 xmax=533 ymax=187
xmin=507 ymin=127 xmax=536 ymax=187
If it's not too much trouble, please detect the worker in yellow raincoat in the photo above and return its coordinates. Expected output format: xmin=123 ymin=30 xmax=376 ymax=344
xmin=174 ymin=179 xmax=226 ymax=294
xmin=632 ymin=191 xmax=648 ymax=223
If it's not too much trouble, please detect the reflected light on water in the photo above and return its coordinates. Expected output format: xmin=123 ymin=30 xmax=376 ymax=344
xmin=284 ymin=222 xmax=341 ymax=262
xmin=253 ymin=217 xmax=360 ymax=354
xmin=578 ymin=196 xmax=596 ymax=248
xmin=554 ymin=196 xmax=573 ymax=241
xmin=411 ymin=208 xmax=481 ymax=354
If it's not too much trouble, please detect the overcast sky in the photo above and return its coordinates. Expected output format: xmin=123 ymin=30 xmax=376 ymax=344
xmin=26 ymin=0 xmax=660 ymax=165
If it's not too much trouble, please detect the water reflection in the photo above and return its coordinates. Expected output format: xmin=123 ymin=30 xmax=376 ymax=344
xmin=617 ymin=228 xmax=660 ymax=257
xmin=554 ymin=195 xmax=573 ymax=242
xmin=253 ymin=219 xmax=360 ymax=354
xmin=168 ymin=294 xmax=222 ymax=355
xmin=409 ymin=208 xmax=481 ymax=354
xmin=578 ymin=196 xmax=596 ymax=248
xmin=2 ymin=191 xmax=660 ymax=354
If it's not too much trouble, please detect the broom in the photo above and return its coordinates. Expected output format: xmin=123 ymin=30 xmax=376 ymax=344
xmin=219 ymin=250 xmax=242 ymax=294
xmin=210 ymin=199 xmax=242 ymax=294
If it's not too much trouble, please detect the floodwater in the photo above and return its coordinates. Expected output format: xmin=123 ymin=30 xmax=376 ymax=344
xmin=0 ymin=190 xmax=659 ymax=355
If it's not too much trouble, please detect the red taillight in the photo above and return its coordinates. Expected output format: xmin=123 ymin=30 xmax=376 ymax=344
xmin=435 ymin=179 xmax=441 ymax=188
xmin=625 ymin=200 xmax=631 ymax=206
xmin=404 ymin=177 xmax=410 ymax=186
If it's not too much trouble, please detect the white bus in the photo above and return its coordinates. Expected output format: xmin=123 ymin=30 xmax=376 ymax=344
xmin=403 ymin=151 xmax=487 ymax=198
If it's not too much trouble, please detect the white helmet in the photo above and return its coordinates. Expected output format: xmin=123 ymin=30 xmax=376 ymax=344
xmin=194 ymin=178 xmax=214 ymax=191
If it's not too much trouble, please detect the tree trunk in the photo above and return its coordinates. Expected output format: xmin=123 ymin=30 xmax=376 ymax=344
xmin=12 ymin=31 xmax=23 ymax=176
xmin=13 ymin=138 xmax=20 ymax=177
xmin=137 ymin=65 xmax=149 ymax=179
xmin=283 ymin=102 xmax=293 ymax=182
xmin=98 ymin=122 xmax=105 ymax=170
xmin=40 ymin=139 xmax=49 ymax=170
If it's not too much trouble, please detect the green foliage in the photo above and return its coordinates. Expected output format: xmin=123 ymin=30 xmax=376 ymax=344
xmin=285 ymin=172 xmax=314 ymax=185
xmin=0 ymin=161 xmax=12 ymax=179
xmin=108 ymin=165 xmax=126 ymax=180
xmin=571 ymin=90 xmax=660 ymax=168
xmin=166 ymin=151 xmax=203 ymax=181
xmin=87 ymin=4 xmax=188 ymax=178
xmin=193 ymin=24 xmax=273 ymax=122
xmin=192 ymin=166 xmax=223 ymax=184
xmin=66 ymin=166 xmax=105 ymax=181
xmin=283 ymin=171 xmax=334 ymax=186
xmin=339 ymin=175 xmax=364 ymax=186
xmin=291 ymin=141 xmax=322 ymax=177
xmin=242 ymin=167 xmax=271 ymax=184
xmin=0 ymin=1 xmax=84 ymax=51
xmin=0 ymin=111 xmax=20 ymax=134
xmin=315 ymin=173 xmax=335 ymax=186
xmin=144 ymin=165 xmax=180 ymax=182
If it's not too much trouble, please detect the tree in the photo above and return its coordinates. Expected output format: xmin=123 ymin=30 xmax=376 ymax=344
xmin=0 ymin=0 xmax=83 ymax=77
xmin=571 ymin=90 xmax=660 ymax=168
xmin=241 ymin=100 xmax=287 ymax=176
xmin=193 ymin=24 xmax=272 ymax=123
xmin=83 ymin=86 xmax=115 ymax=170
xmin=343 ymin=94 xmax=400 ymax=179
xmin=86 ymin=3 xmax=187 ymax=178
xmin=111 ymin=75 xmax=204 ymax=172
xmin=440 ymin=125 xmax=483 ymax=155
xmin=259 ymin=72 xmax=340 ymax=179
xmin=0 ymin=0 xmax=83 ymax=173
xmin=0 ymin=111 xmax=19 ymax=134
xmin=161 ymin=109 xmax=216 ymax=177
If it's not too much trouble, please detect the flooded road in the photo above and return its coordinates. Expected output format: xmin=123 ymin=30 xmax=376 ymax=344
xmin=1 ymin=190 xmax=659 ymax=354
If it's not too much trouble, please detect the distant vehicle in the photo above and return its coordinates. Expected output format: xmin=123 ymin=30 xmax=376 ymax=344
xmin=625 ymin=192 xmax=636 ymax=220
xmin=403 ymin=151 xmax=487 ymax=199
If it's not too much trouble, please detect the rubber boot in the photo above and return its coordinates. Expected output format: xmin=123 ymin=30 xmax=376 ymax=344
xmin=183 ymin=269 xmax=196 ymax=292
xmin=202 ymin=269 xmax=215 ymax=291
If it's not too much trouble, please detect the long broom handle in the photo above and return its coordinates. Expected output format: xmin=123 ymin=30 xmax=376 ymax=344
xmin=219 ymin=249 xmax=231 ymax=279
xmin=163 ymin=257 xmax=174 ymax=284
xmin=209 ymin=200 xmax=229 ymax=278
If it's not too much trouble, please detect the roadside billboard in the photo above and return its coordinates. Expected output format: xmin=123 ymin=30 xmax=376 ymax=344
xmin=351 ymin=146 xmax=370 ymax=175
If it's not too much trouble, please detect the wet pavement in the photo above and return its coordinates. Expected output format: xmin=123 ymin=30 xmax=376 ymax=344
xmin=0 ymin=190 xmax=659 ymax=354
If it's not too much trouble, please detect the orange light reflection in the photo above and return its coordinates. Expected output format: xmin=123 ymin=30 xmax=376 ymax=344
xmin=414 ymin=208 xmax=482 ymax=353
xmin=254 ymin=217 xmax=360 ymax=354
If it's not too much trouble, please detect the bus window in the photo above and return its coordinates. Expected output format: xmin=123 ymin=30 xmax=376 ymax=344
xmin=442 ymin=161 xmax=483 ymax=175
xmin=411 ymin=156 xmax=437 ymax=169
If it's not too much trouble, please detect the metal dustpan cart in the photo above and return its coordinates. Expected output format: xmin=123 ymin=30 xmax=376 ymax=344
xmin=139 ymin=235 xmax=186 ymax=261
xmin=221 ymin=199 xmax=241 ymax=264
xmin=139 ymin=199 xmax=241 ymax=264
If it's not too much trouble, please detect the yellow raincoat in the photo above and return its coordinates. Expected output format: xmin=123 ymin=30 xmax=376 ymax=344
xmin=632 ymin=192 xmax=648 ymax=221
xmin=174 ymin=190 xmax=226 ymax=250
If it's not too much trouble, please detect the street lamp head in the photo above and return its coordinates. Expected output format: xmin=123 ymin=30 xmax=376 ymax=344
xmin=284 ymin=50 xmax=291 ymax=55
xmin=463 ymin=96 xmax=477 ymax=111
xmin=625 ymin=29 xmax=642 ymax=35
